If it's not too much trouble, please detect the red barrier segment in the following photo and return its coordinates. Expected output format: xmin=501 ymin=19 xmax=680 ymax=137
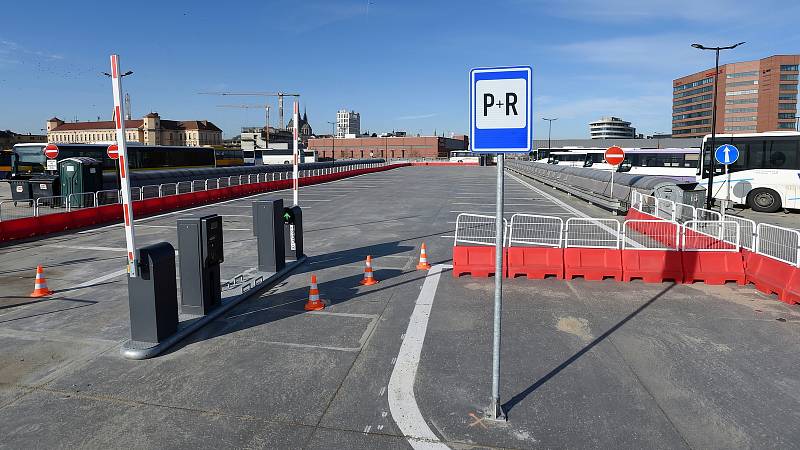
xmin=564 ymin=248 xmax=623 ymax=281
xmin=0 ymin=164 xmax=409 ymax=243
xmin=681 ymin=251 xmax=745 ymax=285
xmin=411 ymin=162 xmax=479 ymax=166
xmin=743 ymin=252 xmax=800 ymax=304
xmin=452 ymin=245 xmax=505 ymax=278
xmin=506 ymin=247 xmax=564 ymax=279
xmin=622 ymin=250 xmax=683 ymax=283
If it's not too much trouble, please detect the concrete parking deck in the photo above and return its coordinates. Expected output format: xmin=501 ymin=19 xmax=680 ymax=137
xmin=1 ymin=166 xmax=798 ymax=449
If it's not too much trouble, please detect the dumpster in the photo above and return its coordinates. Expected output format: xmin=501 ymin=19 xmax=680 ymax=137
xmin=60 ymin=157 xmax=103 ymax=209
xmin=30 ymin=174 xmax=60 ymax=202
xmin=5 ymin=177 xmax=33 ymax=206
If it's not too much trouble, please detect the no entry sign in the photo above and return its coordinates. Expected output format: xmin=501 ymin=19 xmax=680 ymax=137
xmin=44 ymin=144 xmax=59 ymax=159
xmin=604 ymin=146 xmax=625 ymax=166
xmin=107 ymin=144 xmax=120 ymax=160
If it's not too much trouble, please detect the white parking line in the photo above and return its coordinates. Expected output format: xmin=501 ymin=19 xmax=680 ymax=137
xmin=388 ymin=264 xmax=451 ymax=450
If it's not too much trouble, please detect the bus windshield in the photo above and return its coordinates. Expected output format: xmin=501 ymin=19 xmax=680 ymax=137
xmin=11 ymin=144 xmax=46 ymax=175
xmin=700 ymin=134 xmax=800 ymax=178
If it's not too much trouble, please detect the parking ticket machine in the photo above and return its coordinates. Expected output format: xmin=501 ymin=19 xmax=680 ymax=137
xmin=252 ymin=199 xmax=286 ymax=273
xmin=177 ymin=214 xmax=224 ymax=315
xmin=283 ymin=206 xmax=304 ymax=260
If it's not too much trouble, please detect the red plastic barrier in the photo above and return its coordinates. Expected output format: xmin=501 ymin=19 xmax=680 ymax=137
xmin=622 ymin=250 xmax=683 ymax=283
xmin=744 ymin=252 xmax=800 ymax=304
xmin=506 ymin=247 xmax=564 ymax=279
xmin=681 ymin=251 xmax=745 ymax=285
xmin=564 ymin=248 xmax=623 ymax=281
xmin=452 ymin=245 xmax=505 ymax=277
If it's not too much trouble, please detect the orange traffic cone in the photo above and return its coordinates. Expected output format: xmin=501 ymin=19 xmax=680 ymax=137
xmin=416 ymin=243 xmax=432 ymax=270
xmin=304 ymin=274 xmax=325 ymax=311
xmin=30 ymin=265 xmax=54 ymax=298
xmin=360 ymin=255 xmax=379 ymax=286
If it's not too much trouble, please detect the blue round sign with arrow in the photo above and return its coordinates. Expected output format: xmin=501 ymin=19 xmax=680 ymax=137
xmin=715 ymin=144 xmax=739 ymax=165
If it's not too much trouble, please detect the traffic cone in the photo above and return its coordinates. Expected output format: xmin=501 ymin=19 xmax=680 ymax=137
xmin=30 ymin=265 xmax=54 ymax=298
xmin=304 ymin=274 xmax=325 ymax=311
xmin=416 ymin=243 xmax=432 ymax=270
xmin=360 ymin=255 xmax=379 ymax=286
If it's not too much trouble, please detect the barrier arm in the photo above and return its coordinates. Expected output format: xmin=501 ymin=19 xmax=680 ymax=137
xmin=110 ymin=54 xmax=139 ymax=277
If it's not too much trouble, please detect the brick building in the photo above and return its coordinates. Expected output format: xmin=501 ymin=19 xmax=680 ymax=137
xmin=46 ymin=112 xmax=223 ymax=146
xmin=307 ymin=135 xmax=468 ymax=159
xmin=672 ymin=54 xmax=800 ymax=138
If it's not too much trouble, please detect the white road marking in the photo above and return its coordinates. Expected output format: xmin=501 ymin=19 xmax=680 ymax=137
xmin=363 ymin=425 xmax=372 ymax=434
xmin=46 ymin=245 xmax=127 ymax=252
xmin=388 ymin=263 xmax=451 ymax=450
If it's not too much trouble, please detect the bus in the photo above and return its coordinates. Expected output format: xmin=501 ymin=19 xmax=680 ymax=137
xmin=449 ymin=151 xmax=482 ymax=164
xmin=257 ymin=149 xmax=316 ymax=165
xmin=536 ymin=147 xmax=701 ymax=180
xmin=9 ymin=143 xmax=243 ymax=179
xmin=698 ymin=131 xmax=800 ymax=212
xmin=0 ymin=150 xmax=12 ymax=179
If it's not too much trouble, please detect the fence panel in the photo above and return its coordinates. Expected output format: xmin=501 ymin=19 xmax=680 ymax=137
xmin=695 ymin=208 xmax=721 ymax=222
xmin=177 ymin=181 xmax=192 ymax=194
xmin=674 ymin=202 xmax=696 ymax=223
xmin=655 ymin=198 xmax=676 ymax=221
xmin=454 ymin=213 xmax=508 ymax=247
xmin=96 ymin=190 xmax=121 ymax=206
xmin=622 ymin=220 xmax=680 ymax=250
xmin=508 ymin=214 xmax=563 ymax=248
xmin=159 ymin=183 xmax=178 ymax=197
xmin=0 ymin=200 xmax=35 ymax=221
xmin=141 ymin=185 xmax=160 ymax=199
xmin=755 ymin=223 xmax=800 ymax=266
xmin=35 ymin=196 xmax=67 ymax=216
xmin=67 ymin=192 xmax=96 ymax=211
xmin=682 ymin=220 xmax=739 ymax=251
xmin=193 ymin=180 xmax=206 ymax=192
xmin=638 ymin=194 xmax=657 ymax=216
xmin=564 ymin=218 xmax=621 ymax=249
xmin=723 ymin=216 xmax=756 ymax=251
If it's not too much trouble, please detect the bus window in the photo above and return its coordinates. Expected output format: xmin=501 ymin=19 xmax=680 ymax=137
xmin=765 ymin=140 xmax=799 ymax=169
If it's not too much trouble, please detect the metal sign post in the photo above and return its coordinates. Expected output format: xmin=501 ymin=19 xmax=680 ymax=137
xmin=109 ymin=54 xmax=138 ymax=277
xmin=604 ymin=146 xmax=625 ymax=199
xmin=470 ymin=65 xmax=532 ymax=421
xmin=714 ymin=144 xmax=739 ymax=211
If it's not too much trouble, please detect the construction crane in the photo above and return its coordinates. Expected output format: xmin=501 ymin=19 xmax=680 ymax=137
xmin=216 ymin=104 xmax=271 ymax=148
xmin=199 ymin=92 xmax=299 ymax=131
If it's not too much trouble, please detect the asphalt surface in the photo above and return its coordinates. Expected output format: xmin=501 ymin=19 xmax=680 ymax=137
xmin=0 ymin=165 xmax=798 ymax=449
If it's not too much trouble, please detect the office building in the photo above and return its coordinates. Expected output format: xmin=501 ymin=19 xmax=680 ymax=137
xmin=46 ymin=112 xmax=223 ymax=146
xmin=308 ymin=135 xmax=467 ymax=159
xmin=589 ymin=116 xmax=636 ymax=139
xmin=672 ymin=54 xmax=800 ymax=138
xmin=336 ymin=109 xmax=360 ymax=138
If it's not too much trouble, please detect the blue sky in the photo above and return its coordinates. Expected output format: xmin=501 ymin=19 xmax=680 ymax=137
xmin=2 ymin=0 xmax=799 ymax=140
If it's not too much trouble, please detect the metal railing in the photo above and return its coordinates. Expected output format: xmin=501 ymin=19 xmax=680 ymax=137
xmin=564 ymin=218 xmax=621 ymax=249
xmin=682 ymin=220 xmax=740 ymax=252
xmin=454 ymin=213 xmax=508 ymax=247
xmin=623 ymin=220 xmax=680 ymax=250
xmin=0 ymin=161 xmax=390 ymax=222
xmin=755 ymin=223 xmax=800 ymax=266
xmin=507 ymin=214 xmax=563 ymax=248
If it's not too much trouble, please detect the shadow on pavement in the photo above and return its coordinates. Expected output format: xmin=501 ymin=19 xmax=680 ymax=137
xmin=502 ymin=283 xmax=676 ymax=415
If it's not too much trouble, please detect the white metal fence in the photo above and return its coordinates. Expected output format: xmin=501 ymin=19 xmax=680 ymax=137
xmin=507 ymin=214 xmax=563 ymax=247
xmin=564 ymin=218 xmax=621 ymax=249
xmin=454 ymin=213 xmax=508 ymax=247
xmin=0 ymin=162 xmax=388 ymax=222
xmin=682 ymin=220 xmax=740 ymax=252
xmin=622 ymin=220 xmax=680 ymax=250
xmin=755 ymin=223 xmax=800 ymax=266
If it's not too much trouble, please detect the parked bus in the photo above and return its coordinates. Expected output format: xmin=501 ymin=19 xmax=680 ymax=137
xmin=0 ymin=150 xmax=12 ymax=179
xmin=257 ymin=149 xmax=316 ymax=165
xmin=9 ymin=143 xmax=243 ymax=179
xmin=698 ymin=131 xmax=800 ymax=212
xmin=537 ymin=147 xmax=700 ymax=181
xmin=449 ymin=151 xmax=482 ymax=164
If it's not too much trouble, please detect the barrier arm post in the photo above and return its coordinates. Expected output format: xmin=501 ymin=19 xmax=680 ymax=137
xmin=110 ymin=54 xmax=138 ymax=277
xmin=292 ymin=99 xmax=299 ymax=207
xmin=490 ymin=153 xmax=506 ymax=421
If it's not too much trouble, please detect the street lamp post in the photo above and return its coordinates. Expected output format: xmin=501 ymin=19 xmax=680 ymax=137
xmin=327 ymin=121 xmax=336 ymax=160
xmin=542 ymin=117 xmax=557 ymax=161
xmin=691 ymin=41 xmax=745 ymax=209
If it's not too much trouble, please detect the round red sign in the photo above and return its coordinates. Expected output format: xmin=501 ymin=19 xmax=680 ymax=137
xmin=107 ymin=144 xmax=120 ymax=160
xmin=44 ymin=144 xmax=59 ymax=159
xmin=604 ymin=146 xmax=625 ymax=166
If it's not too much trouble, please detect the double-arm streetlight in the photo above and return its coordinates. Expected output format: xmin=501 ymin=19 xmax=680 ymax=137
xmin=542 ymin=117 xmax=558 ymax=161
xmin=691 ymin=41 xmax=745 ymax=209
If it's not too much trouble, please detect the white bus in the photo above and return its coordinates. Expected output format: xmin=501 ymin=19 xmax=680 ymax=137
xmin=698 ymin=132 xmax=800 ymax=212
xmin=243 ymin=149 xmax=316 ymax=165
xmin=538 ymin=147 xmax=700 ymax=181
xmin=449 ymin=151 xmax=482 ymax=164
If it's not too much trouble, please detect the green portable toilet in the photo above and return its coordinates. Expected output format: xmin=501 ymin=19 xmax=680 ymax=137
xmin=59 ymin=157 xmax=103 ymax=208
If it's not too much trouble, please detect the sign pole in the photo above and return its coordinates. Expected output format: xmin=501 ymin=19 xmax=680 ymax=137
xmin=109 ymin=54 xmax=138 ymax=278
xmin=491 ymin=153 xmax=506 ymax=421
xmin=610 ymin=167 xmax=614 ymax=199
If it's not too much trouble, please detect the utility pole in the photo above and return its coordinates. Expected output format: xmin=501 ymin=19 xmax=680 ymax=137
xmin=327 ymin=121 xmax=336 ymax=159
xmin=691 ymin=41 xmax=745 ymax=209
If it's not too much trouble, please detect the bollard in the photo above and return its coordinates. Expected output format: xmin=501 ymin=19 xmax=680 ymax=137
xmin=177 ymin=215 xmax=224 ymax=315
xmin=127 ymin=242 xmax=178 ymax=344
